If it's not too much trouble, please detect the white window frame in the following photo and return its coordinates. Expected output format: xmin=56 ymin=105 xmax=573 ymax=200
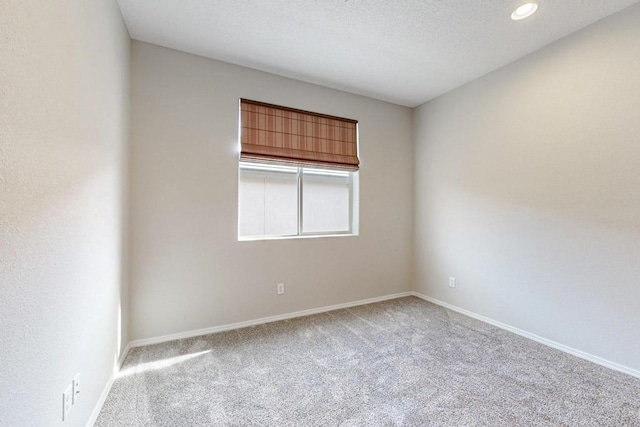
xmin=238 ymin=162 xmax=357 ymax=241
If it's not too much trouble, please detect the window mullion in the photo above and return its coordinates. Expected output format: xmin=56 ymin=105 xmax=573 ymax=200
xmin=297 ymin=167 xmax=303 ymax=236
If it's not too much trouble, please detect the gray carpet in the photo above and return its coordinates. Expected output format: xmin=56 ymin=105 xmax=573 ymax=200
xmin=96 ymin=297 xmax=640 ymax=426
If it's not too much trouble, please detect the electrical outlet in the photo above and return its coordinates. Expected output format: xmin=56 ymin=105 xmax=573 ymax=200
xmin=72 ymin=374 xmax=80 ymax=405
xmin=62 ymin=384 xmax=73 ymax=421
xmin=449 ymin=277 xmax=456 ymax=288
xmin=277 ymin=283 xmax=285 ymax=295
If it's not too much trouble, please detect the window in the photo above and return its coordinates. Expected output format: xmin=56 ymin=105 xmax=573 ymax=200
xmin=238 ymin=164 xmax=298 ymax=237
xmin=238 ymin=99 xmax=359 ymax=240
xmin=301 ymin=168 xmax=351 ymax=233
xmin=238 ymin=163 xmax=355 ymax=239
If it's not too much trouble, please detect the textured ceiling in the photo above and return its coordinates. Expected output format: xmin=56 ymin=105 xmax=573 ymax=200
xmin=116 ymin=0 xmax=638 ymax=107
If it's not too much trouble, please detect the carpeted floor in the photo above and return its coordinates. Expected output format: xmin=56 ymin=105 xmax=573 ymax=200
xmin=96 ymin=297 xmax=640 ymax=426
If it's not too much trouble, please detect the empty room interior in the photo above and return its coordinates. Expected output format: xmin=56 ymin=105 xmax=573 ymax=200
xmin=2 ymin=0 xmax=640 ymax=426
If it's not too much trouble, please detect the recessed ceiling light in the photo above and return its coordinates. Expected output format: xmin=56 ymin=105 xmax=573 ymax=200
xmin=511 ymin=2 xmax=539 ymax=20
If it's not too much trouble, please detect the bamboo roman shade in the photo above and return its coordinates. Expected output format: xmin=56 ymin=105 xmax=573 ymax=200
xmin=240 ymin=99 xmax=359 ymax=171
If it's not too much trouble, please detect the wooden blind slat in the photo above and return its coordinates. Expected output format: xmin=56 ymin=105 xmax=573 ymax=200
xmin=240 ymin=99 xmax=359 ymax=171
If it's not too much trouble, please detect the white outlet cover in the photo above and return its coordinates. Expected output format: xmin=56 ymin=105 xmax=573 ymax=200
xmin=277 ymin=283 xmax=285 ymax=295
xmin=63 ymin=384 xmax=73 ymax=421
xmin=449 ymin=277 xmax=456 ymax=288
xmin=72 ymin=374 xmax=80 ymax=405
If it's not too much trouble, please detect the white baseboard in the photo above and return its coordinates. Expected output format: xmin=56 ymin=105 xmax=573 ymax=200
xmin=86 ymin=342 xmax=132 ymax=427
xmin=411 ymin=291 xmax=640 ymax=379
xmin=129 ymin=291 xmax=414 ymax=348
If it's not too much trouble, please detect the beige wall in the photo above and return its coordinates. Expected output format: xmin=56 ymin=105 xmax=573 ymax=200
xmin=0 ymin=1 xmax=130 ymax=426
xmin=413 ymin=4 xmax=640 ymax=372
xmin=129 ymin=41 xmax=413 ymax=341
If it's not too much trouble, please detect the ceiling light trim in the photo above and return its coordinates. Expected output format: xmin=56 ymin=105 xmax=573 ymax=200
xmin=511 ymin=2 xmax=540 ymax=21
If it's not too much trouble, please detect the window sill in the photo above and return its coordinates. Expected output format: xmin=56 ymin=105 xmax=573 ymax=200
xmin=238 ymin=233 xmax=358 ymax=242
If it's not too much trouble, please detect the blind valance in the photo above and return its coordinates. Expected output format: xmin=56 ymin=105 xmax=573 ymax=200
xmin=240 ymin=99 xmax=359 ymax=171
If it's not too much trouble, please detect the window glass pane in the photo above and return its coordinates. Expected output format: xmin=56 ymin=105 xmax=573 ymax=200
xmin=239 ymin=166 xmax=298 ymax=237
xmin=302 ymin=169 xmax=350 ymax=233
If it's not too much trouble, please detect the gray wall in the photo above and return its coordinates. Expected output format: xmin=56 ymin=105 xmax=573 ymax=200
xmin=0 ymin=1 xmax=130 ymax=426
xmin=129 ymin=41 xmax=414 ymax=341
xmin=413 ymin=4 xmax=640 ymax=372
